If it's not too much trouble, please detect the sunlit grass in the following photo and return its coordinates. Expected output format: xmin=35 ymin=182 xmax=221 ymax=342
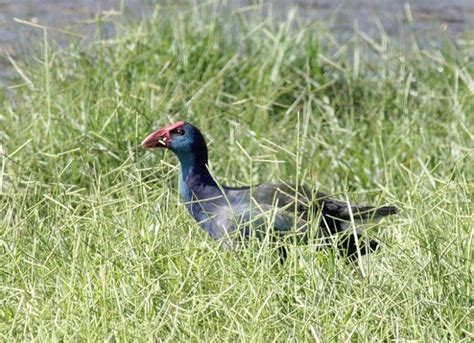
xmin=0 ymin=2 xmax=472 ymax=341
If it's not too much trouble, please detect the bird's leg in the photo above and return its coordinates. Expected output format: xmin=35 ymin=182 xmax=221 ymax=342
xmin=337 ymin=230 xmax=379 ymax=261
xmin=277 ymin=245 xmax=289 ymax=264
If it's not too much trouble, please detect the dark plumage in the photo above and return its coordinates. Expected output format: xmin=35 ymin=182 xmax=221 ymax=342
xmin=142 ymin=121 xmax=397 ymax=260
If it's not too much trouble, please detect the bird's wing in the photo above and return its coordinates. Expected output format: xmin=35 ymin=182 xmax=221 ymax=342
xmin=250 ymin=182 xmax=311 ymax=214
xmin=227 ymin=203 xmax=310 ymax=242
xmin=250 ymin=182 xmax=397 ymax=221
xmin=223 ymin=182 xmax=396 ymax=241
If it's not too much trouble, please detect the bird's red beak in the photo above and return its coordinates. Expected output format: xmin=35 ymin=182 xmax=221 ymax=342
xmin=141 ymin=128 xmax=171 ymax=149
xmin=141 ymin=121 xmax=185 ymax=149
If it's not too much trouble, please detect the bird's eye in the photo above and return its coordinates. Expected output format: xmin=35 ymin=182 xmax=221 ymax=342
xmin=175 ymin=128 xmax=185 ymax=136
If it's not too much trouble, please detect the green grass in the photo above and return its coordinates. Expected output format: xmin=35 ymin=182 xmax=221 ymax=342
xmin=1 ymin=2 xmax=472 ymax=341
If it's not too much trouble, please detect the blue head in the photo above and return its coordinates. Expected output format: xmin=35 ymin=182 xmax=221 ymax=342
xmin=141 ymin=121 xmax=208 ymax=165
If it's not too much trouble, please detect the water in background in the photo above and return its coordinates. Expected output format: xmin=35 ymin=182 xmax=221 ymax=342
xmin=1 ymin=0 xmax=473 ymax=78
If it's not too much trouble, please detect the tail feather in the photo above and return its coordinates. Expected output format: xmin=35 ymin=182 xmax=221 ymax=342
xmin=353 ymin=205 xmax=398 ymax=219
xmin=316 ymin=192 xmax=398 ymax=221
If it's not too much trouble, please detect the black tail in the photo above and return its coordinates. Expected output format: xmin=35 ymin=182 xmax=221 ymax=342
xmin=316 ymin=192 xmax=398 ymax=222
xmin=350 ymin=205 xmax=398 ymax=220
xmin=372 ymin=206 xmax=398 ymax=217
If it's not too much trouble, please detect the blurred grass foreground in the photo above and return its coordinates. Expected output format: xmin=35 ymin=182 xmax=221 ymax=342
xmin=0 ymin=2 xmax=472 ymax=341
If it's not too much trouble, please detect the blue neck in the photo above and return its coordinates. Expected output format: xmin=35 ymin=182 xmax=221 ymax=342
xmin=176 ymin=152 xmax=216 ymax=202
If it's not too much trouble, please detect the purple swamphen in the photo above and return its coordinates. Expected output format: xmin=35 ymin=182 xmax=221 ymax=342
xmin=142 ymin=121 xmax=397 ymax=260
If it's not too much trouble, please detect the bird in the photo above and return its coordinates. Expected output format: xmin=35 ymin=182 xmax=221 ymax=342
xmin=141 ymin=121 xmax=397 ymax=261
